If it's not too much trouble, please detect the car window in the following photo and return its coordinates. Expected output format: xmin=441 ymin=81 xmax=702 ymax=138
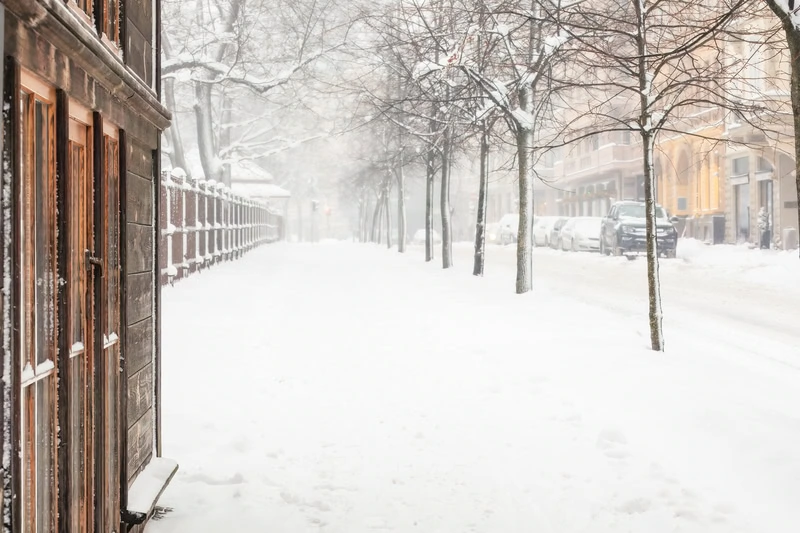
xmin=618 ymin=204 xmax=668 ymax=218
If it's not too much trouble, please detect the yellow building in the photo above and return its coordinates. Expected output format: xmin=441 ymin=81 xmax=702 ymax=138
xmin=655 ymin=123 xmax=726 ymax=242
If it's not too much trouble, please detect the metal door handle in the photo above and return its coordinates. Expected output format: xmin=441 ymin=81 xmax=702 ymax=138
xmin=85 ymin=249 xmax=104 ymax=276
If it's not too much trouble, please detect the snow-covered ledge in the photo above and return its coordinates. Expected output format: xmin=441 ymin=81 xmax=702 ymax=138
xmin=123 ymin=458 xmax=179 ymax=526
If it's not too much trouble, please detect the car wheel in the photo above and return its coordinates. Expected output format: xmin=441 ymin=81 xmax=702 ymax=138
xmin=572 ymin=239 xmax=578 ymax=252
xmin=625 ymin=254 xmax=636 ymax=261
xmin=665 ymin=248 xmax=677 ymax=259
xmin=612 ymin=235 xmax=623 ymax=257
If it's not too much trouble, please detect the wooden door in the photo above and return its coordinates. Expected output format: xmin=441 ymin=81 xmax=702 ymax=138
xmin=96 ymin=129 xmax=121 ymax=533
xmin=66 ymin=112 xmax=122 ymax=533
xmin=66 ymin=113 xmax=93 ymax=533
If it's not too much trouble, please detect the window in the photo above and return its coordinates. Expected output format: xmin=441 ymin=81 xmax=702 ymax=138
xmin=590 ymin=135 xmax=599 ymax=150
xmin=757 ymin=157 xmax=773 ymax=173
xmin=732 ymin=156 xmax=749 ymax=177
xmin=67 ymin=106 xmax=93 ymax=533
xmin=75 ymin=0 xmax=92 ymax=16
xmin=103 ymin=0 xmax=120 ymax=43
xmin=19 ymin=76 xmax=58 ymax=533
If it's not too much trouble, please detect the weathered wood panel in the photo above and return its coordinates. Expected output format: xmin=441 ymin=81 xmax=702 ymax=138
xmin=127 ymin=366 xmax=154 ymax=426
xmin=125 ymin=319 xmax=153 ymax=378
xmin=127 ymin=140 xmax=154 ymax=179
xmin=126 ymin=223 xmax=154 ymax=275
xmin=4 ymin=12 xmax=164 ymax=146
xmin=125 ymin=0 xmax=154 ymax=41
xmin=126 ymin=172 xmax=153 ymax=225
xmin=125 ymin=22 xmax=153 ymax=88
xmin=126 ymin=272 xmax=153 ymax=325
xmin=127 ymin=409 xmax=154 ymax=483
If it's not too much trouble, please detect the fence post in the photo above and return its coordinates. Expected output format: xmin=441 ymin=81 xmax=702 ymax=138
xmin=159 ymin=172 xmax=169 ymax=285
xmin=178 ymin=173 xmax=188 ymax=278
xmin=163 ymin=170 xmax=176 ymax=283
xmin=186 ymin=177 xmax=197 ymax=274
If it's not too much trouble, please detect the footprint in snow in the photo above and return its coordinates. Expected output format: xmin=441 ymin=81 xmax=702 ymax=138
xmin=596 ymin=428 xmax=631 ymax=460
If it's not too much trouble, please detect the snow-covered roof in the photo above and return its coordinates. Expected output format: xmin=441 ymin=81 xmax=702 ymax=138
xmin=230 ymin=159 xmax=275 ymax=182
xmin=230 ymin=181 xmax=291 ymax=199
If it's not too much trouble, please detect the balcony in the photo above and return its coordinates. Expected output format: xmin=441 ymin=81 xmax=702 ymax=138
xmin=554 ymin=143 xmax=642 ymax=184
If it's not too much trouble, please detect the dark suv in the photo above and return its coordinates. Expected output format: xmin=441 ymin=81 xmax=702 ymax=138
xmin=600 ymin=201 xmax=679 ymax=259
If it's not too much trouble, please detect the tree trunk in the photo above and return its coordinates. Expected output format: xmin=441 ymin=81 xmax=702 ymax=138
xmin=440 ymin=125 xmax=453 ymax=269
xmin=194 ymin=83 xmax=222 ymax=182
xmin=473 ymin=121 xmax=490 ymax=276
xmin=642 ymin=133 xmax=664 ymax=350
xmin=385 ymin=187 xmax=392 ymax=249
xmin=425 ymin=149 xmax=436 ymax=262
xmin=371 ymin=193 xmax=383 ymax=243
xmin=764 ymin=0 xmax=800 ymax=257
xmin=163 ymin=79 xmax=189 ymax=176
xmin=220 ymin=93 xmax=233 ymax=187
xmin=397 ymin=163 xmax=407 ymax=253
xmin=360 ymin=192 xmax=369 ymax=242
xmin=515 ymin=88 xmax=534 ymax=294
xmin=788 ymin=24 xmax=800 ymax=258
xmin=636 ymin=0 xmax=664 ymax=351
xmin=161 ymin=33 xmax=190 ymax=176
xmin=297 ymin=200 xmax=304 ymax=242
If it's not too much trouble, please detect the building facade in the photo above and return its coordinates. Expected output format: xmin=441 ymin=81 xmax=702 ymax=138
xmin=1 ymin=1 xmax=175 ymax=532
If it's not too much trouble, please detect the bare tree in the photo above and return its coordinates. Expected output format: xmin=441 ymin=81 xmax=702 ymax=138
xmin=560 ymin=0 xmax=768 ymax=350
xmin=763 ymin=0 xmax=800 ymax=251
xmin=161 ymin=0 xmax=352 ymax=184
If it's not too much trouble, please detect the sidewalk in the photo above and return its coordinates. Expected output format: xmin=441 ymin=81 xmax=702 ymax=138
xmin=151 ymin=242 xmax=800 ymax=533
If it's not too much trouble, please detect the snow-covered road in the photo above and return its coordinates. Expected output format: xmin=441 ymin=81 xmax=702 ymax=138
xmin=152 ymin=242 xmax=800 ymax=533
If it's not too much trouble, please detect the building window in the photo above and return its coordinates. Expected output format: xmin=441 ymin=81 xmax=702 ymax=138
xmin=732 ymin=156 xmax=749 ymax=177
xmin=735 ymin=183 xmax=750 ymax=242
xmin=19 ymin=77 xmax=58 ymax=533
xmin=757 ymin=157 xmax=773 ymax=173
xmin=103 ymin=0 xmax=120 ymax=43
xmin=75 ymin=0 xmax=92 ymax=17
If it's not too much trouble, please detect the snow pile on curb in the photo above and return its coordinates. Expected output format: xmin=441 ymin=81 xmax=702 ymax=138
xmin=677 ymin=238 xmax=798 ymax=288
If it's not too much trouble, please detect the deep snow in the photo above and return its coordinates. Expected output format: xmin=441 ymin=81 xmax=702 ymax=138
xmin=151 ymin=242 xmax=800 ymax=533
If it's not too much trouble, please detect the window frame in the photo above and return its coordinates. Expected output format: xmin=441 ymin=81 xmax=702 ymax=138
xmin=19 ymin=69 xmax=59 ymax=533
xmin=99 ymin=120 xmax=123 ymax=533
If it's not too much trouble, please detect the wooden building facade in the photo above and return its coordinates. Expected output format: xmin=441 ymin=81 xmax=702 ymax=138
xmin=0 ymin=1 xmax=175 ymax=532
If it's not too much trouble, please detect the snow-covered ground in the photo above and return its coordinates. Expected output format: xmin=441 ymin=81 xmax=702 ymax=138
xmin=152 ymin=241 xmax=800 ymax=533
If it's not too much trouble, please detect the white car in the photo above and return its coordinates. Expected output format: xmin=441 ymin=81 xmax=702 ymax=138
xmin=497 ymin=214 xmax=520 ymax=244
xmin=533 ymin=216 xmax=558 ymax=246
xmin=560 ymin=216 xmax=604 ymax=252
xmin=412 ymin=228 xmax=442 ymax=244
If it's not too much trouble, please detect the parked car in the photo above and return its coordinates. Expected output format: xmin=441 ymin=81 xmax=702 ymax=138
xmin=484 ymin=222 xmax=500 ymax=244
xmin=599 ymin=201 xmax=679 ymax=259
xmin=548 ymin=217 xmax=570 ymax=249
xmin=560 ymin=216 xmax=604 ymax=252
xmin=532 ymin=216 xmax=558 ymax=246
xmin=497 ymin=213 xmax=520 ymax=244
xmin=412 ymin=228 xmax=442 ymax=245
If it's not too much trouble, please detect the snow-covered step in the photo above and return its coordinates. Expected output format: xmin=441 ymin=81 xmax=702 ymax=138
xmin=124 ymin=457 xmax=179 ymax=526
